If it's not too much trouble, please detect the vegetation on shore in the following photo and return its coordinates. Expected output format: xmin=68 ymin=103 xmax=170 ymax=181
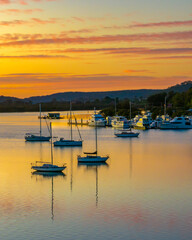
xmin=0 ymin=88 xmax=191 ymax=118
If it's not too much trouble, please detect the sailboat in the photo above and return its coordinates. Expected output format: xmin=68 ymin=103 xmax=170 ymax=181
xmin=25 ymin=104 xmax=51 ymax=142
xmin=31 ymin=122 xmax=67 ymax=172
xmin=114 ymin=101 xmax=140 ymax=137
xmin=54 ymin=102 xmax=83 ymax=147
xmin=78 ymin=111 xmax=109 ymax=163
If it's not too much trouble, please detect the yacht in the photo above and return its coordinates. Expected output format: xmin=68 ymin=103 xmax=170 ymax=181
xmin=111 ymin=116 xmax=129 ymax=129
xmin=25 ymin=104 xmax=51 ymax=142
xmin=88 ymin=112 xmax=106 ymax=127
xmin=54 ymin=102 xmax=83 ymax=147
xmin=31 ymin=123 xmax=67 ymax=172
xmin=160 ymin=116 xmax=192 ymax=129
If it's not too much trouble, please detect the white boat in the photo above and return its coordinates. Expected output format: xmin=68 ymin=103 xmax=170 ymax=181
xmin=25 ymin=104 xmax=51 ymax=142
xmin=115 ymin=129 xmax=140 ymax=137
xmin=78 ymin=119 xmax=109 ymax=163
xmin=88 ymin=111 xmax=106 ymax=127
xmin=111 ymin=116 xmax=129 ymax=129
xmin=54 ymin=102 xmax=83 ymax=147
xmin=31 ymin=123 xmax=66 ymax=172
xmin=160 ymin=116 xmax=192 ymax=129
xmin=150 ymin=115 xmax=171 ymax=129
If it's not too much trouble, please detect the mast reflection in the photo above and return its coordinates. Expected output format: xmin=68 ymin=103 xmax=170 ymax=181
xmin=78 ymin=162 xmax=109 ymax=207
xmin=32 ymin=171 xmax=66 ymax=221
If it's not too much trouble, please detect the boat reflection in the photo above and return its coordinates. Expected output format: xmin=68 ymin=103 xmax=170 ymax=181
xmin=32 ymin=171 xmax=66 ymax=178
xmin=32 ymin=171 xmax=66 ymax=221
xmin=78 ymin=162 xmax=109 ymax=207
xmin=78 ymin=162 xmax=109 ymax=168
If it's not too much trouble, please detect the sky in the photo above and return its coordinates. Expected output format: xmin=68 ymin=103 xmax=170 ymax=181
xmin=0 ymin=0 xmax=192 ymax=98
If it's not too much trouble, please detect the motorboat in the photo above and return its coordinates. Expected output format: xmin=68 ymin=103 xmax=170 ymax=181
xmin=54 ymin=102 xmax=83 ymax=147
xmin=31 ymin=123 xmax=66 ymax=172
xmin=134 ymin=117 xmax=150 ymax=130
xmin=160 ymin=116 xmax=192 ymax=129
xmin=78 ymin=117 xmax=109 ymax=163
xmin=25 ymin=104 xmax=51 ymax=142
xmin=111 ymin=116 xmax=129 ymax=129
xmin=150 ymin=115 xmax=171 ymax=129
xmin=88 ymin=112 xmax=106 ymax=127
xmin=114 ymin=129 xmax=140 ymax=137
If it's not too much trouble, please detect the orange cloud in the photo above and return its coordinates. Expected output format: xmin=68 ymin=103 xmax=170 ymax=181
xmin=0 ymin=31 xmax=191 ymax=47
xmin=0 ymin=18 xmax=59 ymax=27
xmin=0 ymin=8 xmax=43 ymax=14
xmin=104 ymin=20 xmax=192 ymax=30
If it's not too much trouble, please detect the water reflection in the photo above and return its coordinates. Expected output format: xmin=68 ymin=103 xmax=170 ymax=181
xmin=32 ymin=171 xmax=66 ymax=221
xmin=78 ymin=162 xmax=109 ymax=207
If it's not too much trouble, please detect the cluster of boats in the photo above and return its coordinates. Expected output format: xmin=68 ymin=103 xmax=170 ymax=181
xmin=27 ymin=105 xmax=191 ymax=174
xmin=87 ymin=110 xmax=192 ymax=130
xmin=27 ymin=105 xmax=110 ymax=173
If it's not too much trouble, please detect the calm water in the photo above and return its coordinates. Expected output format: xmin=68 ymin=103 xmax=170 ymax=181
xmin=0 ymin=112 xmax=191 ymax=240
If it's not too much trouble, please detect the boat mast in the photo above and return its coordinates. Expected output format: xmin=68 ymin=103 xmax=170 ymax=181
xmin=95 ymin=108 xmax=98 ymax=155
xmin=39 ymin=103 xmax=42 ymax=136
xmin=50 ymin=122 xmax=53 ymax=165
xmin=164 ymin=95 xmax=167 ymax=116
xmin=115 ymin=98 xmax=117 ymax=116
xmin=70 ymin=101 xmax=73 ymax=141
xmin=130 ymin=101 xmax=132 ymax=130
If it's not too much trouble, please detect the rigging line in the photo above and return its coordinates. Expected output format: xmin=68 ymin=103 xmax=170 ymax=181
xmin=73 ymin=113 xmax=82 ymax=141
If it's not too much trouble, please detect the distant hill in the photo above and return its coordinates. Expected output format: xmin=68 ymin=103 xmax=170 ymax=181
xmin=0 ymin=96 xmax=20 ymax=103
xmin=24 ymin=81 xmax=192 ymax=103
xmin=165 ymin=81 xmax=192 ymax=93
xmin=0 ymin=81 xmax=191 ymax=104
xmin=24 ymin=89 xmax=161 ymax=103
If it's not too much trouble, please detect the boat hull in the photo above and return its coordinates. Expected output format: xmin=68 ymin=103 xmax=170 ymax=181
xmin=133 ymin=125 xmax=148 ymax=130
xmin=160 ymin=124 xmax=192 ymax=129
xmin=78 ymin=155 xmax=109 ymax=163
xmin=115 ymin=132 xmax=139 ymax=137
xmin=25 ymin=136 xmax=51 ymax=142
xmin=54 ymin=140 xmax=82 ymax=147
xmin=32 ymin=166 xmax=66 ymax=172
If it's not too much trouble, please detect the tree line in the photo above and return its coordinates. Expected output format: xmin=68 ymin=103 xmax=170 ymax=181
xmin=0 ymin=88 xmax=191 ymax=118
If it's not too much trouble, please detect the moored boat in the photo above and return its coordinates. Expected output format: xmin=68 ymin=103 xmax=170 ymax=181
xmin=111 ymin=116 xmax=129 ymax=129
xmin=31 ymin=122 xmax=66 ymax=173
xmin=54 ymin=102 xmax=83 ymax=147
xmin=25 ymin=104 xmax=51 ymax=142
xmin=115 ymin=129 xmax=140 ymax=137
xmin=160 ymin=116 xmax=192 ymax=129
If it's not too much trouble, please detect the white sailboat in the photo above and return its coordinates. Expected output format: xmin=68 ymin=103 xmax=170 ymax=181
xmin=54 ymin=102 xmax=83 ymax=147
xmin=31 ymin=122 xmax=67 ymax=172
xmin=115 ymin=101 xmax=140 ymax=137
xmin=78 ymin=114 xmax=109 ymax=163
xmin=25 ymin=104 xmax=51 ymax=142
